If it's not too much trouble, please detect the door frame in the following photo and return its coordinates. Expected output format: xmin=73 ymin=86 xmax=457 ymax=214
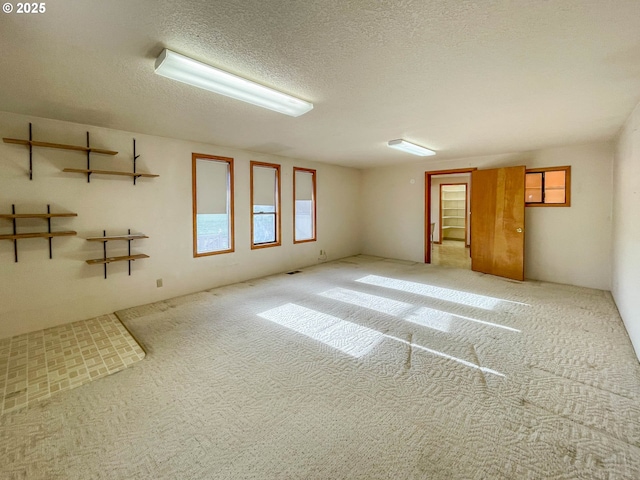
xmin=424 ymin=168 xmax=477 ymax=263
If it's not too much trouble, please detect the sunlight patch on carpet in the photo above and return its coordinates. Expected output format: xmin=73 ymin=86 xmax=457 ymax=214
xmin=319 ymin=287 xmax=452 ymax=333
xmin=356 ymin=274 xmax=530 ymax=310
xmin=257 ymin=303 xmax=383 ymax=358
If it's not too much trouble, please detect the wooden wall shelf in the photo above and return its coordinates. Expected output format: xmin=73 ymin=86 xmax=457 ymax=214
xmin=3 ymin=125 xmax=158 ymax=184
xmin=3 ymin=138 xmax=118 ymax=156
xmin=63 ymin=168 xmax=159 ymax=179
xmin=86 ymin=254 xmax=149 ymax=265
xmin=3 ymin=123 xmax=118 ymax=180
xmin=62 ymin=139 xmax=158 ymax=183
xmin=0 ymin=231 xmax=76 ymax=240
xmin=0 ymin=204 xmax=77 ymax=262
xmin=86 ymin=229 xmax=148 ymax=279
xmin=86 ymin=234 xmax=148 ymax=242
xmin=0 ymin=212 xmax=77 ymax=219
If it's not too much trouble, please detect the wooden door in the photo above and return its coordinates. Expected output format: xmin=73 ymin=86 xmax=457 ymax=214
xmin=470 ymin=166 xmax=525 ymax=281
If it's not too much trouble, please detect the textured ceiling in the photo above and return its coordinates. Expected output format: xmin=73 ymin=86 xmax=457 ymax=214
xmin=1 ymin=0 xmax=640 ymax=168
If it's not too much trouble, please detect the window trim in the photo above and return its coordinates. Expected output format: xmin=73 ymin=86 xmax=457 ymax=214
xmin=525 ymin=165 xmax=571 ymax=207
xmin=192 ymin=153 xmax=235 ymax=257
xmin=250 ymin=161 xmax=281 ymax=249
xmin=293 ymin=167 xmax=317 ymax=244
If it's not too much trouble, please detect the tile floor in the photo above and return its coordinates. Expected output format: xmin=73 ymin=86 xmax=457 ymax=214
xmin=432 ymin=239 xmax=472 ymax=269
xmin=0 ymin=314 xmax=145 ymax=415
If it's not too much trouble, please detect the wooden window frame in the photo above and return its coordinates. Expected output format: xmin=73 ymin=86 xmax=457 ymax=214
xmin=525 ymin=165 xmax=571 ymax=207
xmin=250 ymin=161 xmax=281 ymax=249
xmin=192 ymin=153 xmax=235 ymax=258
xmin=293 ymin=167 xmax=317 ymax=244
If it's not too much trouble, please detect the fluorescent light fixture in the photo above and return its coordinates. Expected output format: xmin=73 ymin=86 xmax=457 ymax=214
xmin=154 ymin=49 xmax=313 ymax=117
xmin=387 ymin=139 xmax=436 ymax=156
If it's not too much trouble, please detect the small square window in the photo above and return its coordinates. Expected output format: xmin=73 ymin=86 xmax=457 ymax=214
xmin=525 ymin=166 xmax=570 ymax=207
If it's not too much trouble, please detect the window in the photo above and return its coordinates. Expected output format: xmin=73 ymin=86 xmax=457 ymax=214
xmin=525 ymin=166 xmax=571 ymax=207
xmin=251 ymin=161 xmax=281 ymax=248
xmin=294 ymin=167 xmax=316 ymax=243
xmin=192 ymin=153 xmax=234 ymax=257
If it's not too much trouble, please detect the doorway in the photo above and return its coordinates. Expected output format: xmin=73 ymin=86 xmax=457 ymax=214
xmin=425 ymin=170 xmax=474 ymax=269
xmin=425 ymin=166 xmax=526 ymax=281
xmin=435 ymin=182 xmax=470 ymax=268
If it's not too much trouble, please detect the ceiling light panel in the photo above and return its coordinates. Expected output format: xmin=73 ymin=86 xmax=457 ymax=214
xmin=154 ymin=49 xmax=313 ymax=117
xmin=387 ymin=139 xmax=436 ymax=156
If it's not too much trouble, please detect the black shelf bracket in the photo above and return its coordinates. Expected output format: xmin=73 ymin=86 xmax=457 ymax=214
xmin=47 ymin=205 xmax=53 ymax=259
xmin=128 ymin=228 xmax=132 ymax=275
xmin=28 ymin=123 xmax=33 ymax=180
xmin=133 ymin=139 xmax=140 ymax=185
xmin=12 ymin=204 xmax=18 ymax=262
xmin=102 ymin=230 xmax=107 ymax=279
xmin=86 ymin=132 xmax=92 ymax=183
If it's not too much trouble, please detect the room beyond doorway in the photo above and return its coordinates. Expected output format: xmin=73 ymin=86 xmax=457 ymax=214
xmin=424 ymin=168 xmax=476 ymax=268
xmin=433 ymin=183 xmax=470 ymax=269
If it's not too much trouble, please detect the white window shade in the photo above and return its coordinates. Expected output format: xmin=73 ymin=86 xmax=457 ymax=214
xmin=253 ymin=166 xmax=277 ymax=207
xmin=193 ymin=153 xmax=234 ymax=257
xmin=295 ymin=170 xmax=314 ymax=200
xmin=196 ymin=159 xmax=229 ymax=214
xmin=294 ymin=168 xmax=316 ymax=243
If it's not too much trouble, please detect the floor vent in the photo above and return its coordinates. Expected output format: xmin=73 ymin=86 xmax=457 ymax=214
xmin=286 ymin=270 xmax=302 ymax=275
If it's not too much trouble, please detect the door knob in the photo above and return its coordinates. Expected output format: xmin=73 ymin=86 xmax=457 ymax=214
xmin=516 ymin=228 xmax=523 ymax=233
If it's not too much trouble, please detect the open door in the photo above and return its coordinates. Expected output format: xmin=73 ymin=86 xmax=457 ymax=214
xmin=470 ymin=166 xmax=525 ymax=281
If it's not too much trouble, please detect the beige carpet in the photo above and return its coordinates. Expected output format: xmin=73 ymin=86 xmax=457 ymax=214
xmin=1 ymin=255 xmax=639 ymax=479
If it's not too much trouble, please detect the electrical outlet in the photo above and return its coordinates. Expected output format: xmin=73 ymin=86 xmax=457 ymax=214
xmin=156 ymin=278 xmax=163 ymax=288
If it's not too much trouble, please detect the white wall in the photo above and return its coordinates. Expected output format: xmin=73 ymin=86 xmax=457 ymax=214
xmin=361 ymin=143 xmax=613 ymax=290
xmin=613 ymin=101 xmax=640 ymax=361
xmin=0 ymin=111 xmax=362 ymax=339
xmin=0 ymin=108 xmax=621 ymax=340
